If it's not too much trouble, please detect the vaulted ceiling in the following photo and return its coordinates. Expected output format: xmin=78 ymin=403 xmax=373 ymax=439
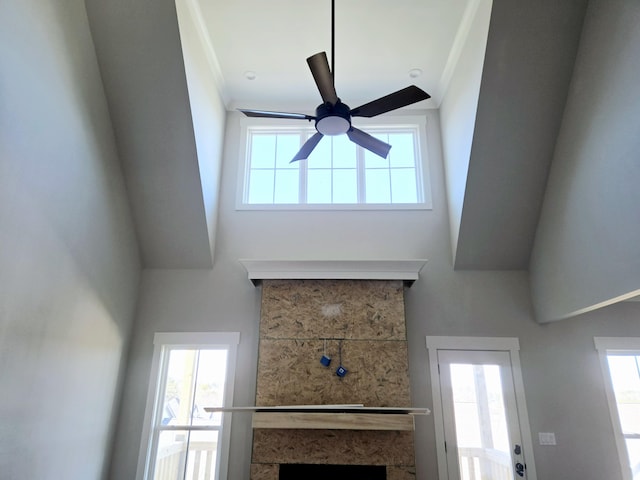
xmin=86 ymin=0 xmax=589 ymax=271
xmin=86 ymin=0 xmax=640 ymax=318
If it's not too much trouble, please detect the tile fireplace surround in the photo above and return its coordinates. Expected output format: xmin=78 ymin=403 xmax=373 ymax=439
xmin=250 ymin=279 xmax=417 ymax=480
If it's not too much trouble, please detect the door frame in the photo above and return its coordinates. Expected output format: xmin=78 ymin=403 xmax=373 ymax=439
xmin=426 ymin=336 xmax=538 ymax=480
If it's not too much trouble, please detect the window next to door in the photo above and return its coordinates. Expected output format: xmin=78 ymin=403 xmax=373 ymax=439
xmin=136 ymin=332 xmax=240 ymax=480
xmin=595 ymin=337 xmax=640 ymax=480
xmin=426 ymin=336 xmax=537 ymax=480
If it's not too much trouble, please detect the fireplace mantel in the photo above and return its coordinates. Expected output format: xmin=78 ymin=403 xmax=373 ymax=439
xmin=205 ymin=405 xmax=430 ymax=431
xmin=238 ymin=259 xmax=428 ymax=286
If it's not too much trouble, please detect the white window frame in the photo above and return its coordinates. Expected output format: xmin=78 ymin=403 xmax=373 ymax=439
xmin=425 ymin=336 xmax=538 ymax=480
xmin=236 ymin=115 xmax=432 ymax=211
xmin=594 ymin=337 xmax=640 ymax=480
xmin=135 ymin=332 xmax=240 ymax=480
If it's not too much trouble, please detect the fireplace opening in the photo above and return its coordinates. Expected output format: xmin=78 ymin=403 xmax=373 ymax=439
xmin=279 ymin=464 xmax=386 ymax=480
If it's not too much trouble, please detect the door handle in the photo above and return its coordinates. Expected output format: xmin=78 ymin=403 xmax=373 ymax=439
xmin=515 ymin=462 xmax=525 ymax=477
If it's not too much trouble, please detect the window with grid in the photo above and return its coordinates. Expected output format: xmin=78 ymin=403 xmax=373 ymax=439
xmin=136 ymin=332 xmax=239 ymax=480
xmin=595 ymin=338 xmax=640 ymax=480
xmin=238 ymin=117 xmax=430 ymax=209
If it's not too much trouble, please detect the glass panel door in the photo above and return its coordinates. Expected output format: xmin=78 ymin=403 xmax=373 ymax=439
xmin=438 ymin=350 xmax=526 ymax=480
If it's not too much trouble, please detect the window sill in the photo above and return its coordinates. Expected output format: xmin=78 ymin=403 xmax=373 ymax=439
xmin=235 ymin=202 xmax=432 ymax=211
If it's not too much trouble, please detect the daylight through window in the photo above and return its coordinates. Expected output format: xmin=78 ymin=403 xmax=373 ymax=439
xmin=607 ymin=354 xmax=640 ymax=479
xmin=239 ymin=118 xmax=430 ymax=209
xmin=137 ymin=332 xmax=239 ymax=480
xmin=595 ymin=338 xmax=640 ymax=480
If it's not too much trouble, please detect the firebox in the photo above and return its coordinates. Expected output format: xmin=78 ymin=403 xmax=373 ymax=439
xmin=279 ymin=464 xmax=386 ymax=480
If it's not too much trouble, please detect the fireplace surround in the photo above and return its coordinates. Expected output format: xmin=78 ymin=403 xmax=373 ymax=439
xmin=249 ymin=278 xmax=419 ymax=480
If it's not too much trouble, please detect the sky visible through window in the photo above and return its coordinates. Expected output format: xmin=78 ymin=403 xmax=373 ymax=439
xmin=245 ymin=125 xmax=422 ymax=206
xmin=608 ymin=355 xmax=640 ymax=479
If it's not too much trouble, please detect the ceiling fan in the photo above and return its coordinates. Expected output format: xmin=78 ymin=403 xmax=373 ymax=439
xmin=238 ymin=0 xmax=431 ymax=163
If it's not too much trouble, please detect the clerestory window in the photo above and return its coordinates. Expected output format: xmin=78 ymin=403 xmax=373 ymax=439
xmin=237 ymin=116 xmax=432 ymax=210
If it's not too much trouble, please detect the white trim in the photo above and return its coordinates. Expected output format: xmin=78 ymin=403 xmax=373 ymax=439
xmin=153 ymin=331 xmax=240 ymax=347
xmin=426 ymin=342 xmax=449 ymax=480
xmin=508 ymin=343 xmax=538 ymax=480
xmin=426 ymin=335 xmax=520 ymax=352
xmin=175 ymin=0 xmax=229 ymax=106
xmin=594 ymin=337 xmax=640 ymax=480
xmin=425 ymin=336 xmax=537 ymax=480
xmin=594 ymin=336 xmax=640 ymax=353
xmin=135 ymin=332 xmax=240 ymax=480
xmin=235 ymin=202 xmax=432 ymax=212
xmin=135 ymin=338 xmax=165 ymax=480
xmin=218 ymin=338 xmax=238 ymax=480
xmin=238 ymin=259 xmax=428 ymax=285
xmin=435 ymin=0 xmax=483 ymax=105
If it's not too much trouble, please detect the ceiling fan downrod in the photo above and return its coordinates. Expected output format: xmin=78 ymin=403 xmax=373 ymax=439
xmin=331 ymin=0 xmax=335 ymax=88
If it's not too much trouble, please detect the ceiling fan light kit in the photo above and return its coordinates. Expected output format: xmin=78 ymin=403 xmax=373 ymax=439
xmin=239 ymin=1 xmax=430 ymax=163
xmin=314 ymin=101 xmax=351 ymax=136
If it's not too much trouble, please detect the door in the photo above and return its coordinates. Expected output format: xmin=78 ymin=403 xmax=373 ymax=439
xmin=437 ymin=350 xmax=527 ymax=480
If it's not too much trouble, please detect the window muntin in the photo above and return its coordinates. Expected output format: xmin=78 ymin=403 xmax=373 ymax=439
xmin=137 ymin=333 xmax=239 ymax=480
xmin=238 ymin=116 xmax=431 ymax=210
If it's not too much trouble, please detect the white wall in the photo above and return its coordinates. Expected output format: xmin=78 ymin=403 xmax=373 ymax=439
xmin=0 ymin=1 xmax=140 ymax=479
xmin=109 ymin=108 xmax=640 ymax=479
xmin=175 ymin=0 xmax=227 ymax=262
xmin=530 ymin=0 xmax=640 ymax=322
xmin=439 ymin=0 xmax=492 ymax=263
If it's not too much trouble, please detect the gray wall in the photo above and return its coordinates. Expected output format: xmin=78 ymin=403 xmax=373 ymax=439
xmin=439 ymin=0 xmax=492 ymax=264
xmin=5 ymin=1 xmax=638 ymax=479
xmin=530 ymin=0 xmax=640 ymax=322
xmin=0 ymin=1 xmax=140 ymax=479
xmin=175 ymin=0 xmax=227 ymax=263
xmin=109 ymin=108 xmax=640 ymax=479
xmin=85 ymin=0 xmax=214 ymax=269
xmin=454 ymin=0 xmax=588 ymax=270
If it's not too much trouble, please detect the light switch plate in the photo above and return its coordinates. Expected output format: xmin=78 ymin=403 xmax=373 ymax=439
xmin=539 ymin=432 xmax=557 ymax=445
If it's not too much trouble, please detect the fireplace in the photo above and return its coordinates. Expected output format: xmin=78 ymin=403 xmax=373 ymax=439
xmin=250 ymin=279 xmax=418 ymax=480
xmin=279 ymin=464 xmax=386 ymax=480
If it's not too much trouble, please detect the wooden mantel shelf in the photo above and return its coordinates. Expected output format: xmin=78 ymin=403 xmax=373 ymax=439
xmin=238 ymin=259 xmax=428 ymax=286
xmin=252 ymin=412 xmax=416 ymax=431
xmin=204 ymin=405 xmax=430 ymax=432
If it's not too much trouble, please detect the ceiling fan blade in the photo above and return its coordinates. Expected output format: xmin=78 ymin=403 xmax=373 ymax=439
xmin=347 ymin=127 xmax=391 ymax=159
xmin=350 ymin=85 xmax=431 ymax=118
xmin=238 ymin=109 xmax=314 ymax=120
xmin=291 ymin=132 xmax=324 ymax=162
xmin=307 ymin=52 xmax=339 ymax=105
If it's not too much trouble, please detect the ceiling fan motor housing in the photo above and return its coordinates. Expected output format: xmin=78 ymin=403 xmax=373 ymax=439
xmin=315 ymin=101 xmax=351 ymax=136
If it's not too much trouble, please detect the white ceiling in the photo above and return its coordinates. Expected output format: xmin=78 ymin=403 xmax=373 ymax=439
xmin=192 ymin=0 xmax=472 ymax=112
